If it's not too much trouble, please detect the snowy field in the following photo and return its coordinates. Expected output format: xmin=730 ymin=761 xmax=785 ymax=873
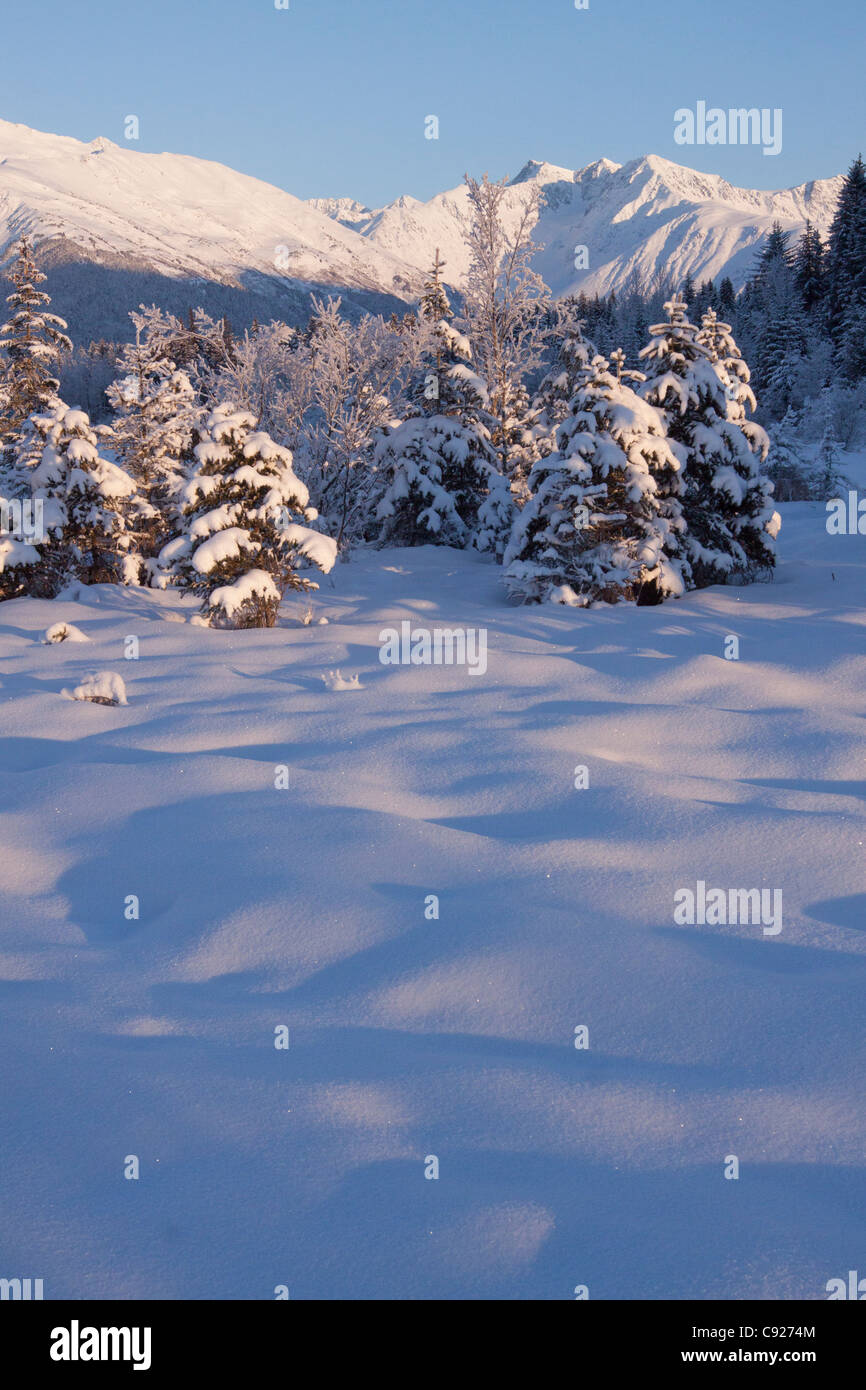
xmin=1 ymin=495 xmax=864 ymax=1300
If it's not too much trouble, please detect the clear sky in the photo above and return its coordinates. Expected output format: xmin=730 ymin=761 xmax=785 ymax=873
xmin=2 ymin=0 xmax=863 ymax=206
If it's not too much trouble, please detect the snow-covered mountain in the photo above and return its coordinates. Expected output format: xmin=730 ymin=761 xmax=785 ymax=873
xmin=0 ymin=118 xmax=421 ymax=342
xmin=0 ymin=117 xmax=843 ymax=344
xmin=312 ymin=153 xmax=843 ymax=299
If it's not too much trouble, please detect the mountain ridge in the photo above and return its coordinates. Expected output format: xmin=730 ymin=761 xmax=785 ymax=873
xmin=311 ymin=151 xmax=842 ymax=299
xmin=0 ymin=118 xmax=843 ymax=343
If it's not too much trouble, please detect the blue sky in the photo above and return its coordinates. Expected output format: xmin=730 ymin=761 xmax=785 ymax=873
xmin=2 ymin=0 xmax=863 ymax=205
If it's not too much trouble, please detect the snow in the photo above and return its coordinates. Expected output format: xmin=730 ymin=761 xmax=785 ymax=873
xmin=280 ymin=522 xmax=338 ymax=573
xmin=0 ymin=536 xmax=40 ymax=572
xmin=64 ymin=670 xmax=128 ymax=705
xmin=0 ymin=118 xmax=842 ymax=329
xmin=208 ymin=567 xmax=280 ymax=618
xmin=309 ymin=151 xmax=844 ymax=300
xmin=0 ymin=118 xmax=423 ymax=305
xmin=321 ymin=669 xmax=364 ymax=691
xmin=192 ymin=527 xmax=258 ymax=575
xmin=43 ymin=621 xmax=89 ymax=643
xmin=0 ymin=491 xmax=864 ymax=1298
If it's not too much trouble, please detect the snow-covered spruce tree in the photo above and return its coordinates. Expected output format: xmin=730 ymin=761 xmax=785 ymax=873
xmin=106 ymin=311 xmax=199 ymax=581
xmin=374 ymin=412 xmax=513 ymax=555
xmin=640 ymin=297 xmax=777 ymax=589
xmin=740 ymin=223 xmax=814 ymax=416
xmin=159 ymin=404 xmax=336 ymax=628
xmin=766 ymin=406 xmax=810 ymax=501
xmin=825 ymin=155 xmax=866 ymax=363
xmin=419 ymin=248 xmax=451 ymax=340
xmin=533 ymin=311 xmax=595 ymax=453
xmin=0 ymin=239 xmax=71 ymax=448
xmin=697 ymin=308 xmax=767 ymax=445
xmin=0 ymin=402 xmax=73 ymax=598
xmin=815 ymin=388 xmax=846 ymax=499
xmin=375 ymin=251 xmax=514 ymax=556
xmin=486 ymin=378 xmax=542 ymax=505
xmin=504 ymin=353 xmax=685 ymax=605
xmin=756 ymin=290 xmax=809 ymax=420
xmin=0 ymin=404 xmax=140 ymax=600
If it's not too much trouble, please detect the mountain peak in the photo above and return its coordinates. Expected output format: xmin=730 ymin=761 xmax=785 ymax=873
xmin=510 ymin=158 xmax=579 ymax=186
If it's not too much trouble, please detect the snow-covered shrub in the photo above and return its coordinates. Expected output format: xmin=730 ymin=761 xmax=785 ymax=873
xmin=66 ymin=671 xmax=128 ymax=706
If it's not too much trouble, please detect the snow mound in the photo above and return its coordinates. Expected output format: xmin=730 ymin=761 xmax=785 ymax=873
xmin=64 ymin=671 xmax=128 ymax=706
xmin=549 ymin=584 xmax=584 ymax=607
xmin=321 ymin=669 xmax=364 ymax=691
xmin=43 ymin=621 xmax=90 ymax=644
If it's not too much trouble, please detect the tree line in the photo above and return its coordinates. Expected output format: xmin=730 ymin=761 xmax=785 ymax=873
xmin=2 ymin=157 xmax=863 ymax=626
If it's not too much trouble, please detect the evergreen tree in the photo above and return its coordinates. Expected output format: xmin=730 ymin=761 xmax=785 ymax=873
xmin=635 ymin=296 xmax=707 ymax=584
xmin=641 ymin=297 xmax=777 ymax=588
xmin=160 ymin=403 xmax=335 ymax=626
xmin=815 ymin=388 xmax=846 ymax=498
xmin=755 ymin=289 xmax=809 ymax=417
xmin=697 ymin=309 xmax=761 ymax=438
xmin=106 ymin=310 xmax=200 ymax=580
xmin=0 ymin=239 xmax=71 ymax=446
xmin=742 ymin=228 xmax=810 ymax=415
xmin=421 ymin=248 xmax=450 ymax=324
xmin=504 ymin=354 xmax=685 ymax=605
xmin=752 ymin=222 xmax=794 ymax=285
xmin=533 ymin=313 xmax=594 ymax=451
xmin=0 ymin=404 xmax=140 ymax=598
xmin=766 ymin=406 xmax=810 ymax=501
xmin=793 ymin=220 xmax=827 ymax=315
xmin=837 ymin=284 xmax=866 ymax=382
xmin=719 ymin=277 xmax=737 ymax=317
xmin=825 ymin=155 xmax=866 ymax=352
xmin=374 ymin=250 xmax=515 ymax=555
xmin=409 ymin=249 xmax=471 ymax=416
xmin=692 ymin=278 xmax=716 ymax=322
xmin=374 ymin=413 xmax=511 ymax=554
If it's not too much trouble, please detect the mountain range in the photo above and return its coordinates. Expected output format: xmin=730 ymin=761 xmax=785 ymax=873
xmin=0 ymin=118 xmax=843 ymax=344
